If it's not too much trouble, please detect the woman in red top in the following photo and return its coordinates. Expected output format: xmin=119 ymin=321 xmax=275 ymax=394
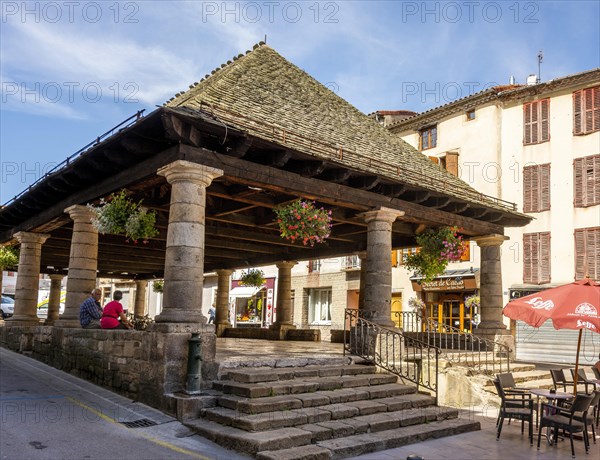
xmin=101 ymin=290 xmax=133 ymax=330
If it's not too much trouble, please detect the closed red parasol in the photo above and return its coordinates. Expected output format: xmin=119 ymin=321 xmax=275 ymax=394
xmin=503 ymin=278 xmax=600 ymax=394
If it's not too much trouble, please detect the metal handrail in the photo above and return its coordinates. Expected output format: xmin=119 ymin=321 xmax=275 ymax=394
xmin=395 ymin=311 xmax=511 ymax=374
xmin=344 ymin=308 xmax=439 ymax=404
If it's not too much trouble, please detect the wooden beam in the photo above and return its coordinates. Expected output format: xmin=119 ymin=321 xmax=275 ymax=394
xmin=320 ymin=168 xmax=352 ymax=183
xmin=179 ymin=145 xmax=506 ymax=236
xmin=350 ymin=176 xmax=380 ymax=190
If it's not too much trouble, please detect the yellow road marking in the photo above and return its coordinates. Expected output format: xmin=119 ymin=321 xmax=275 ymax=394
xmin=66 ymin=397 xmax=211 ymax=460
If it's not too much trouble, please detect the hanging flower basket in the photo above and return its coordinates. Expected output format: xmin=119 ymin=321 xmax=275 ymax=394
xmin=274 ymin=199 xmax=332 ymax=246
xmin=464 ymin=294 xmax=480 ymax=310
xmin=88 ymin=190 xmax=159 ymax=243
xmin=239 ymin=268 xmax=265 ymax=288
xmin=0 ymin=246 xmax=19 ymax=271
xmin=404 ymin=226 xmax=467 ymax=282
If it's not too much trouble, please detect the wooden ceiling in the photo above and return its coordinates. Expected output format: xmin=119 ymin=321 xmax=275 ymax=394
xmin=0 ymin=107 xmax=531 ymax=279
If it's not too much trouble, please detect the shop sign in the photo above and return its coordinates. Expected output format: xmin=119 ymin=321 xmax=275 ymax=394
xmin=421 ymin=278 xmax=466 ymax=291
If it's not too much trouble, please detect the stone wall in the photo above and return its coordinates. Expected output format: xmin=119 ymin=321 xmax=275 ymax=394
xmin=0 ymin=325 xmax=216 ymax=415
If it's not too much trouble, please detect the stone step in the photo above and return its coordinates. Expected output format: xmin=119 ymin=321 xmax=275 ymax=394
xmin=202 ymin=393 xmax=436 ymax=432
xmin=214 ymin=373 xmax=399 ymax=398
xmin=224 ymin=364 xmax=378 ymax=384
xmin=256 ymin=415 xmax=480 ymax=460
xmin=185 ymin=405 xmax=461 ymax=456
xmin=216 ymin=383 xmax=417 ymax=414
xmin=484 ymin=369 xmax=551 ymax=387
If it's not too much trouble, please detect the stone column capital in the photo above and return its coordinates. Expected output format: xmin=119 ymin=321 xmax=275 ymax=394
xmin=215 ymin=269 xmax=234 ymax=277
xmin=473 ymin=234 xmax=509 ymax=247
xmin=14 ymin=231 xmax=50 ymax=245
xmin=157 ymin=160 xmax=223 ymax=187
xmin=361 ymin=207 xmax=404 ymax=224
xmin=64 ymin=204 xmax=96 ymax=222
xmin=276 ymin=261 xmax=298 ymax=270
xmin=49 ymin=274 xmax=64 ymax=281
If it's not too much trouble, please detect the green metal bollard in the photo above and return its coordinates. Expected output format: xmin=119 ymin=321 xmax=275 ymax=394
xmin=186 ymin=333 xmax=202 ymax=394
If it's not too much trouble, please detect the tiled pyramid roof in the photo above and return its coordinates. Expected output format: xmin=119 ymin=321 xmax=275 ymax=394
xmin=166 ymin=44 xmax=517 ymax=213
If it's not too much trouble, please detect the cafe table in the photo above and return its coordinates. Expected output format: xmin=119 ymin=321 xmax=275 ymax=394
xmin=529 ymin=388 xmax=574 ymax=444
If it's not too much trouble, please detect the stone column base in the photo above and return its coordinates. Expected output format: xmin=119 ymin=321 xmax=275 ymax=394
xmin=474 ymin=328 xmax=515 ymax=359
xmin=5 ymin=318 xmax=41 ymax=327
xmin=215 ymin=322 xmax=231 ymax=337
xmin=269 ymin=323 xmax=296 ymax=340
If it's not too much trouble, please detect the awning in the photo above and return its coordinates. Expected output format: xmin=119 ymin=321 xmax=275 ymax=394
xmin=229 ymin=286 xmax=262 ymax=298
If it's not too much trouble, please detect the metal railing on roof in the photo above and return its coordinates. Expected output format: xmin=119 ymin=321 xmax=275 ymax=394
xmin=193 ymin=103 xmax=518 ymax=212
xmin=2 ymin=110 xmax=146 ymax=208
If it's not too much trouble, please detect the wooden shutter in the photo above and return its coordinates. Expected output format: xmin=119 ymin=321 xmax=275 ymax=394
xmin=523 ymin=166 xmax=534 ymax=212
xmin=539 ymin=232 xmax=551 ymax=284
xmin=584 ymin=87 xmax=595 ymax=133
xmin=574 ymin=157 xmax=584 ymax=206
xmin=523 ymin=233 xmax=534 ymax=283
xmin=391 ymin=250 xmax=398 ymax=267
xmin=593 ymin=87 xmax=600 ymax=133
xmin=445 ymin=152 xmax=459 ymax=177
xmin=540 ymin=99 xmax=550 ymax=141
xmin=575 ymin=228 xmax=600 ymax=280
xmin=540 ymin=164 xmax=551 ymax=211
xmin=594 ymin=155 xmax=600 ymax=205
xmin=573 ymin=90 xmax=583 ymax=134
xmin=575 ymin=229 xmax=586 ymax=279
xmin=428 ymin=156 xmax=439 ymax=165
xmin=460 ymin=241 xmax=470 ymax=261
xmin=524 ymin=103 xmax=533 ymax=144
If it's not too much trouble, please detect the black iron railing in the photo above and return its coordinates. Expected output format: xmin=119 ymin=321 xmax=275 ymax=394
xmin=344 ymin=309 xmax=439 ymax=404
xmin=395 ymin=311 xmax=511 ymax=374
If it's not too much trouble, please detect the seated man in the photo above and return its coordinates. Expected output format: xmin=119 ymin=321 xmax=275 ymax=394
xmin=79 ymin=289 xmax=103 ymax=329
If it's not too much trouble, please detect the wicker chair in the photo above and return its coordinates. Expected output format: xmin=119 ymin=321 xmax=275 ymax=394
xmin=494 ymin=379 xmax=535 ymax=445
xmin=570 ymin=368 xmax=596 ymax=394
xmin=537 ymin=393 xmax=593 ymax=457
xmin=550 ymin=369 xmax=574 ymax=393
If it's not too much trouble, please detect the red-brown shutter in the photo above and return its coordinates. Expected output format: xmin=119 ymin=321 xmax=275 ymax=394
xmin=539 ymin=232 xmax=551 ymax=284
xmin=573 ymin=90 xmax=583 ymax=134
xmin=540 ymin=99 xmax=550 ymax=141
xmin=584 ymin=87 xmax=595 ymax=133
xmin=574 ymin=157 xmax=584 ymax=207
xmin=593 ymin=155 xmax=600 ymax=205
xmin=524 ymin=103 xmax=532 ymax=144
xmin=445 ymin=151 xmax=459 ymax=177
xmin=523 ymin=166 xmax=533 ymax=212
xmin=540 ymin=164 xmax=551 ymax=211
xmin=593 ymin=87 xmax=600 ymax=132
xmin=523 ymin=233 xmax=533 ymax=283
xmin=574 ymin=229 xmax=585 ymax=280
xmin=428 ymin=156 xmax=439 ymax=165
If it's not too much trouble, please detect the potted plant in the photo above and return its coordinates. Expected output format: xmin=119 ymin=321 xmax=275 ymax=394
xmin=404 ymin=226 xmax=467 ymax=282
xmin=152 ymin=280 xmax=164 ymax=293
xmin=89 ymin=190 xmax=159 ymax=243
xmin=239 ymin=268 xmax=265 ymax=288
xmin=274 ymin=199 xmax=332 ymax=246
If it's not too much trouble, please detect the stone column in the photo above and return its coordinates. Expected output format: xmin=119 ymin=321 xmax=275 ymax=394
xmin=45 ymin=274 xmax=64 ymax=325
xmin=154 ymin=160 xmax=223 ymax=327
xmin=473 ymin=234 xmax=510 ymax=334
xmin=8 ymin=232 xmax=50 ymax=325
xmin=55 ymin=205 xmax=99 ymax=328
xmin=362 ymin=208 xmax=404 ymax=328
xmin=134 ymin=280 xmax=147 ymax=318
xmin=215 ymin=269 xmax=233 ymax=337
xmin=270 ymin=261 xmax=297 ymax=339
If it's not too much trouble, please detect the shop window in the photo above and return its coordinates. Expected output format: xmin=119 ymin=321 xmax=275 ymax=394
xmin=574 ymin=154 xmax=600 ymax=207
xmin=573 ymin=85 xmax=600 ymax=135
xmin=523 ymin=99 xmax=550 ymax=145
xmin=523 ymin=232 xmax=551 ymax=284
xmin=419 ymin=125 xmax=437 ymax=150
xmin=308 ymin=288 xmax=332 ymax=325
xmin=574 ymin=227 xmax=599 ymax=281
xmin=523 ymin=163 xmax=551 ymax=212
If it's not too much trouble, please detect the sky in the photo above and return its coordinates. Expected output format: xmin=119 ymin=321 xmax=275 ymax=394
xmin=1 ymin=0 xmax=599 ymax=204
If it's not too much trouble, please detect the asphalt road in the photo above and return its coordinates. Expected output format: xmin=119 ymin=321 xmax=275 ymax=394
xmin=0 ymin=347 xmax=248 ymax=460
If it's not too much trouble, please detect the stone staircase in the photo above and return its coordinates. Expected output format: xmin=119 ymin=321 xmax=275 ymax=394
xmin=482 ymin=363 xmax=554 ymax=394
xmin=183 ymin=361 xmax=480 ymax=459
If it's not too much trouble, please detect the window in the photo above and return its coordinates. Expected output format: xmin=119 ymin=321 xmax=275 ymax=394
xmin=523 ymin=232 xmax=551 ymax=284
xmin=419 ymin=125 xmax=437 ymax=150
xmin=523 ymin=99 xmax=550 ymax=145
xmin=573 ymin=85 xmax=600 ymax=135
xmin=308 ymin=288 xmax=332 ymax=324
xmin=574 ymin=154 xmax=600 ymax=207
xmin=523 ymin=163 xmax=551 ymax=212
xmin=428 ymin=151 xmax=458 ymax=177
xmin=575 ymin=227 xmax=600 ymax=280
xmin=466 ymin=109 xmax=475 ymax=120
xmin=308 ymin=259 xmax=322 ymax=273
